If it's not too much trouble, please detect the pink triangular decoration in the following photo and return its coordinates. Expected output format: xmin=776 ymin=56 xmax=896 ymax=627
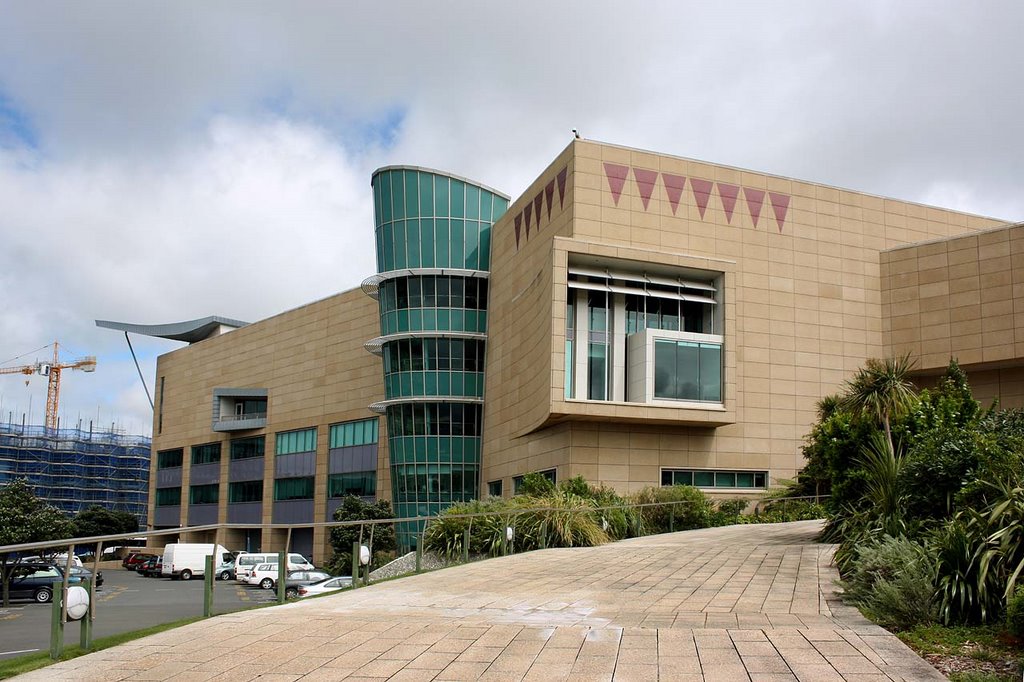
xmin=556 ymin=167 xmax=567 ymax=207
xmin=633 ymin=168 xmax=658 ymax=210
xmin=743 ymin=188 xmax=765 ymax=227
xmin=717 ymin=183 xmax=739 ymax=224
xmin=662 ymin=173 xmax=686 ymax=215
xmin=690 ymin=178 xmax=713 ymax=219
xmin=769 ymin=192 xmax=790 ymax=232
xmin=524 ymin=202 xmax=533 ymax=238
xmin=514 ymin=213 xmax=522 ymax=249
xmin=545 ymin=180 xmax=555 ymax=219
xmin=604 ymin=162 xmax=629 ymax=205
xmin=533 ymin=192 xmax=544 ymax=229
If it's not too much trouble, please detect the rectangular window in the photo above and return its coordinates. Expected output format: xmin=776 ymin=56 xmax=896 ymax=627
xmin=512 ymin=469 xmax=556 ymax=495
xmin=653 ymin=340 xmax=722 ymax=402
xmin=229 ymin=480 xmax=263 ymax=504
xmin=157 ymin=448 xmax=183 ymax=469
xmin=276 ymin=428 xmax=317 ymax=455
xmin=191 ymin=442 xmax=221 ymax=465
xmin=274 ymin=477 xmax=315 ymax=501
xmin=158 ymin=376 xmax=165 ymax=434
xmin=487 ymin=480 xmax=503 ymax=497
xmin=328 ymin=471 xmax=376 ymax=498
xmin=155 ymin=487 xmax=181 ymax=506
xmin=329 ymin=418 xmax=379 ymax=449
xmin=189 ymin=483 xmax=219 ymax=505
xmin=661 ymin=469 xmax=767 ymax=490
xmin=230 ymin=436 xmax=265 ymax=460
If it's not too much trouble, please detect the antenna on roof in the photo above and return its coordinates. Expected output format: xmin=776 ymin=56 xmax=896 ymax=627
xmin=572 ymin=129 xmax=581 ymax=139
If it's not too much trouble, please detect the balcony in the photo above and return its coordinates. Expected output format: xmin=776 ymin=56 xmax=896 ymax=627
xmin=212 ymin=388 xmax=267 ymax=432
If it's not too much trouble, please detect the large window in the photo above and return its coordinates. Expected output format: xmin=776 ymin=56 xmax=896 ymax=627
xmin=653 ymin=340 xmax=722 ymax=402
xmin=276 ymin=428 xmax=317 ymax=456
xmin=587 ymin=291 xmax=609 ymax=401
xmin=155 ymin=487 xmax=181 ymax=506
xmin=392 ymin=464 xmax=477 ymax=499
xmin=328 ymin=472 xmax=376 ymax=498
xmin=189 ymin=483 xmax=219 ymax=505
xmin=380 ymin=276 xmax=488 ymax=313
xmin=191 ymin=443 xmax=221 ymax=465
xmin=157 ymin=448 xmax=183 ymax=469
xmin=662 ymin=469 xmax=766 ymax=489
xmin=230 ymin=436 xmax=265 ymax=460
xmin=487 ymin=480 xmax=503 ymax=497
xmin=329 ymin=418 xmax=379 ymax=449
xmin=513 ymin=469 xmax=556 ymax=495
xmin=274 ymin=477 xmax=314 ymax=501
xmin=229 ymin=480 xmax=263 ymax=504
xmin=385 ymin=403 xmax=482 ymax=437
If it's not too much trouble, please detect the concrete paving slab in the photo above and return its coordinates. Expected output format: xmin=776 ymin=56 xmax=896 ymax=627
xmin=13 ymin=520 xmax=945 ymax=681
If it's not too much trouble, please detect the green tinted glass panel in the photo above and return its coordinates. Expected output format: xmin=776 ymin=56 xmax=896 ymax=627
xmin=435 ymin=221 xmax=449 ymax=267
xmin=465 ymin=221 xmax=479 ymax=270
xmin=230 ymin=437 xmax=264 ymax=460
xmin=406 ymin=219 xmax=421 ymax=267
xmin=450 ymin=180 xmax=465 ymax=218
xmin=420 ymin=219 xmax=435 ymax=267
xmin=380 ymin=171 xmax=393 ymax=223
xmin=157 ymin=448 xmax=183 ymax=469
xmin=329 ymin=418 xmax=379 ymax=448
xmin=404 ymin=170 xmax=419 ymax=218
xmin=434 ymin=175 xmax=448 ymax=215
xmin=229 ymin=480 xmax=262 ymax=503
xmin=189 ymin=483 xmax=219 ymax=505
xmin=451 ymin=219 xmax=465 ymax=268
xmin=274 ymin=477 xmax=314 ymax=501
xmin=393 ymin=220 xmax=406 ymax=269
xmin=328 ymin=471 xmax=376 ymax=497
xmin=276 ymin=428 xmax=317 ymax=455
xmin=392 ymin=170 xmax=405 ymax=220
xmin=693 ymin=471 xmax=715 ymax=487
xmin=419 ymin=175 xmax=433 ymax=217
xmin=155 ymin=487 xmax=181 ymax=506
xmin=465 ymin=184 xmax=479 ymax=220
xmin=191 ymin=442 xmax=221 ymax=465
xmin=479 ymin=226 xmax=491 ymax=270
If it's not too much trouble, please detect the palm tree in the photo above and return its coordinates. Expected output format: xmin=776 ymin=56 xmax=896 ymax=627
xmin=838 ymin=353 xmax=918 ymax=458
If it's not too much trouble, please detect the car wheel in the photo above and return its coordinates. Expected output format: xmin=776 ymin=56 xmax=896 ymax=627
xmin=285 ymin=588 xmax=297 ymax=599
xmin=260 ymin=578 xmax=274 ymax=590
xmin=219 ymin=571 xmax=231 ymax=581
xmin=180 ymin=569 xmax=192 ymax=581
xmin=34 ymin=587 xmax=52 ymax=603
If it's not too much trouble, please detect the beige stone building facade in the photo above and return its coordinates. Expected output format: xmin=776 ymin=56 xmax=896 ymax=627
xmin=133 ymin=139 xmax=1020 ymax=563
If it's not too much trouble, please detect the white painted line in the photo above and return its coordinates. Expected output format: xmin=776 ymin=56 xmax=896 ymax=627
xmin=1 ymin=648 xmax=40 ymax=656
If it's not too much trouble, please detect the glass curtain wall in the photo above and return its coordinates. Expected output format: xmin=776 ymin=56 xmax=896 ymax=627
xmin=370 ymin=167 xmax=508 ymax=549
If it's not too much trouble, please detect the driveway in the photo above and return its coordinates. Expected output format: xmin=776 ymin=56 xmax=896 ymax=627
xmin=16 ymin=520 xmax=943 ymax=681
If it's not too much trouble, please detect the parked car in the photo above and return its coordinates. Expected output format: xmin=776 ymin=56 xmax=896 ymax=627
xmin=235 ymin=552 xmax=314 ymax=583
xmin=161 ymin=543 xmax=233 ymax=581
xmin=137 ymin=555 xmax=163 ymax=577
xmin=215 ymin=560 xmax=236 ymax=581
xmin=68 ymin=566 xmax=104 ymax=588
xmin=297 ymin=576 xmax=352 ymax=598
xmin=282 ymin=570 xmax=332 ymax=598
xmin=124 ymin=553 xmax=155 ymax=570
xmin=247 ymin=563 xmax=285 ymax=589
xmin=6 ymin=563 xmax=81 ymax=603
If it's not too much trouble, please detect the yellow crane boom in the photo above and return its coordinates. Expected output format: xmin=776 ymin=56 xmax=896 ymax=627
xmin=0 ymin=341 xmax=96 ymax=430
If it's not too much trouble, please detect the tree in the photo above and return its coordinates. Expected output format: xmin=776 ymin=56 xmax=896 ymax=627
xmin=839 ymin=353 xmax=918 ymax=459
xmin=0 ymin=479 xmax=75 ymax=607
xmin=73 ymin=505 xmax=139 ymax=540
xmin=327 ymin=497 xmax=396 ymax=575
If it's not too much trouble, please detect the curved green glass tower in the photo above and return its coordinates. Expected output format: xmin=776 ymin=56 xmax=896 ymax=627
xmin=364 ymin=166 xmax=508 ymax=548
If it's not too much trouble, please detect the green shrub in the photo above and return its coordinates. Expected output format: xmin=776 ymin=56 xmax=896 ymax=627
xmin=510 ymin=491 xmax=609 ymax=549
xmin=630 ymin=485 xmax=712 ymax=534
xmin=840 ymin=535 xmax=937 ymax=631
xmin=518 ymin=472 xmax=556 ymax=497
xmin=423 ymin=499 xmax=512 ymax=560
xmin=1006 ymin=586 xmax=1024 ymax=637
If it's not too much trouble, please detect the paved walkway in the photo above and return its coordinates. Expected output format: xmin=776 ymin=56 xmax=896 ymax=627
xmin=18 ymin=520 xmax=943 ymax=681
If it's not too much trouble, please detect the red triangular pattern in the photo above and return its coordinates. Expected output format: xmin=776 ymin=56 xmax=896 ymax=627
xmin=662 ymin=174 xmax=686 ymax=215
xmin=633 ymin=168 xmax=658 ymax=210
xmin=545 ymin=180 xmax=555 ymax=219
xmin=524 ymin=202 xmax=533 ymax=238
xmin=514 ymin=213 xmax=522 ymax=249
xmin=604 ymin=162 xmax=629 ymax=205
xmin=743 ymin=188 xmax=765 ymax=228
xmin=717 ymin=183 xmax=739 ymax=224
xmin=533 ymin=192 xmax=544 ymax=229
xmin=556 ymin=167 xmax=568 ymax=207
xmin=769 ymin=192 xmax=790 ymax=232
xmin=690 ymin=178 xmax=713 ymax=219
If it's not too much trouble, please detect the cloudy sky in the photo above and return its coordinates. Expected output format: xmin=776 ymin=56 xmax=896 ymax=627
xmin=0 ymin=1 xmax=1021 ymax=436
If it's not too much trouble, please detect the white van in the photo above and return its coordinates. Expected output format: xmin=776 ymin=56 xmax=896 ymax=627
xmin=234 ymin=552 xmax=314 ymax=582
xmin=160 ymin=543 xmax=233 ymax=580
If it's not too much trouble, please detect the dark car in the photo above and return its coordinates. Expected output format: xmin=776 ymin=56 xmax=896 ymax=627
xmin=6 ymin=563 xmax=81 ymax=603
xmin=283 ymin=570 xmax=333 ymax=599
xmin=137 ymin=556 xmax=163 ymax=577
xmin=69 ymin=566 xmax=104 ymax=588
xmin=124 ymin=553 xmax=154 ymax=570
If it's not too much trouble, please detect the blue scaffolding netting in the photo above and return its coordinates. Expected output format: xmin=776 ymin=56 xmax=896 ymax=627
xmin=0 ymin=422 xmax=151 ymax=526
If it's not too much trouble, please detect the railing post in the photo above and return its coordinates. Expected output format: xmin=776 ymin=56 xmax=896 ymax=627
xmin=669 ymin=504 xmax=675 ymax=533
xmin=204 ymin=555 xmax=214 ymax=617
xmin=351 ymin=541 xmax=359 ymax=589
xmin=49 ymin=580 xmax=63 ymax=659
xmin=462 ymin=527 xmax=470 ymax=564
xmin=277 ymin=552 xmax=286 ymax=603
xmin=78 ymin=578 xmax=92 ymax=650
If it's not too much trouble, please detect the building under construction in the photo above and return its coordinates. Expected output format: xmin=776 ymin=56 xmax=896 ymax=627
xmin=0 ymin=419 xmax=150 ymax=525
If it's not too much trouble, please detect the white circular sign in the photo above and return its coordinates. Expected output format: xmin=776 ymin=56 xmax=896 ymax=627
xmin=359 ymin=545 xmax=370 ymax=566
xmin=66 ymin=586 xmax=90 ymax=620
xmin=506 ymin=527 xmax=514 ymax=542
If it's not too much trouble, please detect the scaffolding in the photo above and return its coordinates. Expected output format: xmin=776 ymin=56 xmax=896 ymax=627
xmin=0 ymin=416 xmax=150 ymax=526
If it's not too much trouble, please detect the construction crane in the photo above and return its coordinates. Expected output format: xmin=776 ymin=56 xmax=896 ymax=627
xmin=0 ymin=341 xmax=97 ymax=431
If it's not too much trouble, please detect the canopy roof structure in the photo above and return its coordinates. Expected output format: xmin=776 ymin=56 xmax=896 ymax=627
xmin=95 ymin=316 xmax=249 ymax=344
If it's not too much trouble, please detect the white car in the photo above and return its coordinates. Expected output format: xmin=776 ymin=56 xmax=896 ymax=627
xmin=297 ymin=576 xmax=352 ymax=597
xmin=247 ymin=563 xmax=286 ymax=589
